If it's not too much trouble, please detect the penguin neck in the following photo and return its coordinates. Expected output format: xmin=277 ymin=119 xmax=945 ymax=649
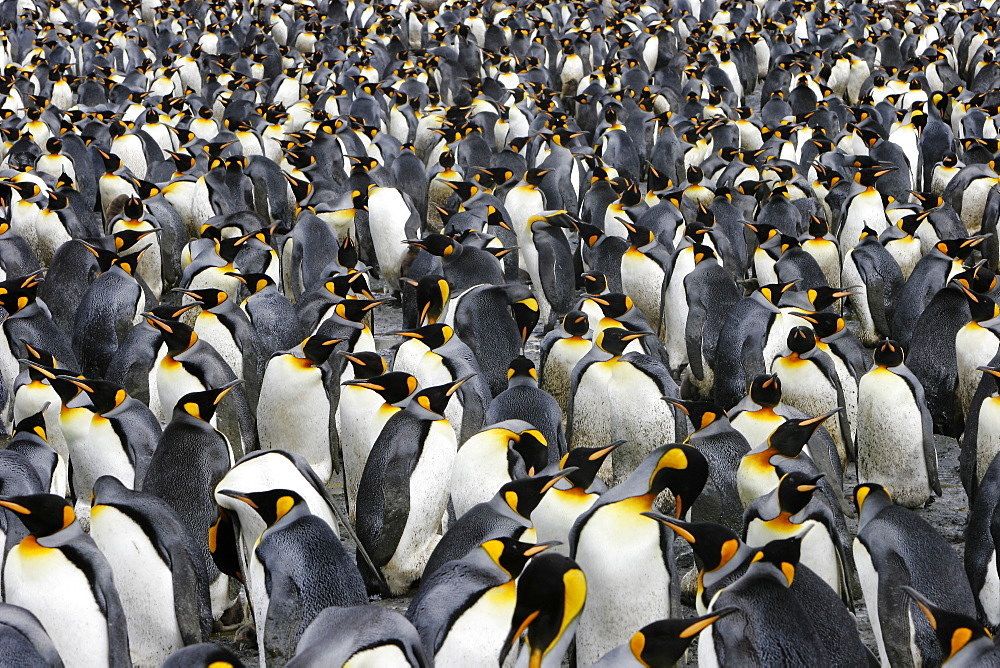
xmin=702 ymin=541 xmax=752 ymax=591
xmin=506 ymin=375 xmax=538 ymax=388
xmin=36 ymin=520 xmax=84 ymax=548
xmin=857 ymin=493 xmax=893 ymax=530
xmin=745 ymin=560 xmax=793 ymax=587
xmin=691 ymin=418 xmax=732 ymax=439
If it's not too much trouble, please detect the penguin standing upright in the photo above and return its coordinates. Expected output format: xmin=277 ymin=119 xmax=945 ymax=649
xmin=0 ymin=494 xmax=131 ymax=668
xmin=853 ymin=483 xmax=978 ymax=667
xmin=142 ymin=382 xmax=242 ymax=620
xmin=257 ymin=335 xmax=340 ymax=483
xmin=356 ymin=378 xmax=468 ymax=594
xmin=90 ymin=475 xmax=212 ymax=666
xmin=215 ymin=489 xmax=367 ymax=664
xmin=856 ymin=341 xmax=941 ymax=508
xmin=485 ymin=356 xmax=566 ymax=463
xmin=539 ymin=310 xmax=591 ymax=416
xmin=406 ymin=538 xmax=553 ymax=665
xmin=570 ymin=444 xmax=706 ymax=666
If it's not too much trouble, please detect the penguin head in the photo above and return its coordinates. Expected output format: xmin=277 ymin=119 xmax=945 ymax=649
xmin=226 ymin=272 xmax=275 ymax=295
xmin=936 ymin=235 xmax=988 ymax=261
xmin=57 ymin=377 xmax=128 ymax=414
xmin=581 ymin=271 xmax=609 ymax=294
xmin=766 ymin=411 xmax=838 ymax=456
xmin=785 ymin=326 xmax=816 ymax=354
xmin=27 ymin=366 xmax=84 ymax=404
xmin=173 ymin=288 xmax=229 ymax=310
xmin=0 ymin=493 xmax=76 ymax=538
xmin=692 ymin=244 xmax=717 ymax=265
xmin=507 ymin=355 xmax=538 ymax=386
xmin=13 ymin=408 xmax=48 ymax=443
xmin=748 ymin=531 xmax=809 ymax=586
xmin=644 ymin=515 xmax=748 ymax=573
xmin=747 ymin=374 xmax=782 ymax=408
xmin=500 ymin=553 xmax=586 ymax=667
xmin=339 ymin=351 xmax=387 ymax=380
xmin=497 ymin=471 xmax=574 ymax=519
xmin=561 ymin=311 xmax=590 ymax=337
xmin=757 ymin=281 xmax=796 ymax=306
xmin=343 ymin=372 xmax=419 ymax=406
xmin=558 ymin=441 xmax=623 ymax=490
xmin=805 ymin=286 xmax=853 ymax=311
xmin=902 ymin=586 xmax=993 ymax=662
xmin=595 ymin=327 xmax=648 ymax=356
xmin=407 ymin=233 xmax=460 ymax=258
xmin=625 ymin=609 xmax=740 ymax=666
xmin=775 ymin=470 xmax=824 ymax=515
xmin=644 ymin=444 xmax=709 ymax=517
xmin=397 ymin=323 xmax=453 ymax=350
xmin=481 ymin=537 xmax=557 ymax=579
xmin=853 ymin=482 xmax=894 ymax=519
xmin=872 ymin=339 xmax=905 ymax=368
xmin=333 ymin=298 xmax=386 ymax=324
xmin=854 ymin=166 xmax=893 ymax=187
xmin=408 ymin=376 xmax=472 ymax=419
xmin=953 ymin=262 xmax=998 ymax=295
xmin=958 ymin=284 xmax=1000 ymax=323
xmin=217 ymin=488 xmax=306 ymax=527
xmin=412 ymin=275 xmax=449 ymax=325
xmin=663 ymin=397 xmax=727 ymax=433
xmin=20 ymin=342 xmax=56 ymax=370
xmin=144 ymin=314 xmax=198 ymax=353
xmin=510 ymin=429 xmax=550 ymax=476
xmin=173 ymin=380 xmax=242 ymax=422
xmin=790 ymin=311 xmax=845 ymax=338
xmin=300 ymin=336 xmax=342 ymax=366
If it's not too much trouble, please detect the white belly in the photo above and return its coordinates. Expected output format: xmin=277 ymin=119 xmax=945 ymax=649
xmin=661 ymin=250 xmax=694 ymax=370
xmin=4 ymin=541 xmax=111 ymax=668
xmin=569 ymin=363 xmax=614 ymax=452
xmin=731 ymin=409 xmax=786 ymax=449
xmin=344 ymin=644 xmax=411 ymax=667
xmin=857 ymin=369 xmax=931 ymax=507
xmin=855 ymin=540 xmax=891 ymax=667
xmin=772 ymin=355 xmax=847 ymax=465
xmin=368 ymin=188 xmax=411 ymax=288
xmin=70 ymin=417 xmax=136 ymax=501
xmin=451 ymin=430 xmax=513 ymax=518
xmin=574 ymin=500 xmax=671 ymax=667
xmin=156 ymin=358 xmax=206 ymax=423
xmin=338 ymin=386 xmax=383 ymax=524
xmin=541 ymin=338 xmax=592 ymax=416
xmin=193 ymin=315 xmax=243 ymax=381
xmin=436 ymin=582 xmax=516 ymax=665
xmin=383 ymin=419 xmax=456 ymax=594
xmin=957 ymin=326 xmax=1000 ymax=419
xmin=90 ymin=506 xmax=183 ymax=667
xmin=531 ymin=488 xmax=598 ymax=557
xmin=977 ymin=397 xmax=1000 ymax=487
xmin=257 ymin=357 xmax=332 ymax=482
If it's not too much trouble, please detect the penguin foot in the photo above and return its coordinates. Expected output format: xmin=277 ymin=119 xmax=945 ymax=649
xmin=233 ymin=623 xmax=257 ymax=650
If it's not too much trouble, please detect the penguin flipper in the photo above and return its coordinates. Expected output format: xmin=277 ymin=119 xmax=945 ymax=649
xmin=168 ymin=536 xmax=213 ymax=644
xmin=854 ymin=255 xmax=893 ymax=337
xmin=684 ymin=290 xmax=708 ymax=381
xmin=261 ymin=567 xmax=304 ymax=664
xmin=877 ymin=551 xmax=922 ymax=667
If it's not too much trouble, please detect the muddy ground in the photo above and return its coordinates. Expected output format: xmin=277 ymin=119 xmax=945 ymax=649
xmin=215 ymin=291 xmax=973 ymax=666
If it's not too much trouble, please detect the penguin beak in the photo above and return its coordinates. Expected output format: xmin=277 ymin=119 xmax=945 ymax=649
xmin=641 ymin=511 xmax=696 ymax=542
xmin=0 ymin=498 xmax=31 ymax=515
xmin=661 ymin=397 xmax=689 ymax=414
xmin=681 ymin=607 xmax=740 ymax=638
xmin=588 ymin=440 xmax=626 ymax=461
xmin=57 ymin=376 xmax=94 ymax=393
xmin=804 ymin=408 xmax=841 ymax=425
xmin=213 ymin=379 xmax=243 ymax=404
xmin=446 ymin=374 xmax=475 ymax=396
xmin=217 ymin=489 xmax=256 ymax=508
xmin=523 ymin=540 xmax=561 ymax=557
xmin=540 ymin=468 xmax=577 ymax=493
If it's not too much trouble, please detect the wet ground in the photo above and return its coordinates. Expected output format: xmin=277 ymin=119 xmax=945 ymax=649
xmin=215 ymin=291 xmax=973 ymax=666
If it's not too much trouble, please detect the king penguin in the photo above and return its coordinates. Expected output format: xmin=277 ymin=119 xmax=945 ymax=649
xmin=0 ymin=493 xmax=131 ymax=668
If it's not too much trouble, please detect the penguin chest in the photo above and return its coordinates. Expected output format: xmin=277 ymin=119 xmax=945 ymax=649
xmin=531 ymin=488 xmax=598 ymax=555
xmin=450 ymin=431 xmax=513 ymax=519
xmin=621 ymin=251 xmax=664 ymax=331
xmin=72 ymin=416 xmax=136 ymax=494
xmin=156 ymin=356 xmax=208 ymax=423
xmin=857 ymin=369 xmax=931 ymax=506
xmin=338 ymin=387 xmax=383 ymax=519
xmin=368 ymin=189 xmax=411 ymax=287
xmin=436 ymin=581 xmax=517 ymax=664
xmin=4 ymin=539 xmax=110 ymax=668
xmin=853 ymin=539 xmax=891 ymax=667
xmin=731 ymin=409 xmax=785 ymax=451
xmin=258 ymin=358 xmax=332 ymax=481
xmin=802 ymin=239 xmax=841 ymax=287
xmin=885 ymin=237 xmax=921 ymax=280
xmin=194 ymin=313 xmax=243 ymax=380
xmin=957 ymin=325 xmax=1000 ymax=417
xmin=570 ymin=362 xmax=615 ymax=450
xmin=34 ymin=209 xmax=71 ymax=266
xmin=609 ymin=362 xmax=676 ymax=479
xmin=841 ymin=192 xmax=888 ymax=245
xmin=575 ymin=501 xmax=671 ymax=666
xmin=343 ymin=645 xmax=411 ymax=668
xmin=961 ymin=178 xmax=999 ymax=234
xmin=976 ymin=397 xmax=1000 ymax=487
xmin=662 ymin=250 xmax=695 ymax=365
xmin=737 ymin=451 xmax=779 ymax=507
xmin=89 ymin=505 xmax=183 ymax=665
xmin=541 ymin=338 xmax=592 ymax=413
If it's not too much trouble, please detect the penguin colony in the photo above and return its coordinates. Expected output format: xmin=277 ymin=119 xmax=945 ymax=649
xmin=1 ymin=0 xmax=1000 ymax=665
